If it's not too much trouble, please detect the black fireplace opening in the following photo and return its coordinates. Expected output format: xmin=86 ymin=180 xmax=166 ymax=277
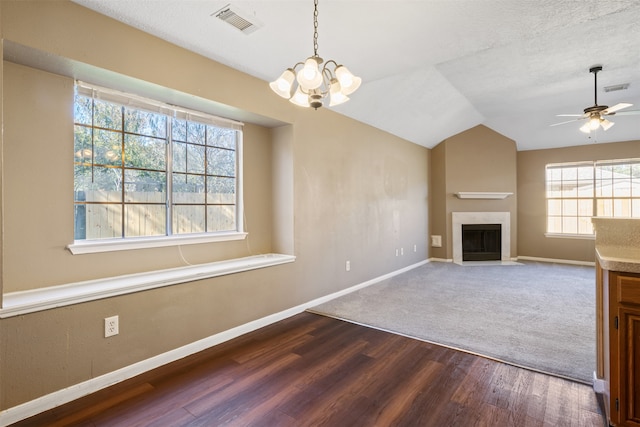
xmin=462 ymin=224 xmax=501 ymax=261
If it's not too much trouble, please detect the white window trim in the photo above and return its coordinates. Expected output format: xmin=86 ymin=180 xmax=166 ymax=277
xmin=0 ymin=253 xmax=295 ymax=318
xmin=67 ymin=231 xmax=248 ymax=254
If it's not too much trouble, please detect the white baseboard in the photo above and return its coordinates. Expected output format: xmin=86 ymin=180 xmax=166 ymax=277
xmin=516 ymin=256 xmax=595 ymax=267
xmin=0 ymin=259 xmax=427 ymax=426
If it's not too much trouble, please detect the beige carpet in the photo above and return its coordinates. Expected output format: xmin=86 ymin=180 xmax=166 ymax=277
xmin=309 ymin=261 xmax=595 ymax=384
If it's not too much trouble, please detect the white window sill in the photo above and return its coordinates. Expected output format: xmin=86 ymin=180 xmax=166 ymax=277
xmin=544 ymin=233 xmax=595 ymax=240
xmin=0 ymin=253 xmax=295 ymax=318
xmin=67 ymin=232 xmax=248 ymax=254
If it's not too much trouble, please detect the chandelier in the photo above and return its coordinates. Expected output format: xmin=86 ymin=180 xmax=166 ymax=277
xmin=269 ymin=0 xmax=361 ymax=109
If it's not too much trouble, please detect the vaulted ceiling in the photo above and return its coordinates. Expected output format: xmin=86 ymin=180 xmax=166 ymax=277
xmin=72 ymin=0 xmax=640 ymax=151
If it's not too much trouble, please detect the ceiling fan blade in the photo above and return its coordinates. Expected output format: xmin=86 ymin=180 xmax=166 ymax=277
xmin=603 ymin=102 xmax=632 ymax=115
xmin=550 ymin=118 xmax=585 ymax=127
xmin=613 ymin=109 xmax=640 ymax=116
xmin=556 ymin=114 xmax=584 ymax=117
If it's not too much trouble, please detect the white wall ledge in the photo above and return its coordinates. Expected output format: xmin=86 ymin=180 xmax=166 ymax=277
xmin=455 ymin=192 xmax=513 ymax=199
xmin=0 ymin=253 xmax=295 ymax=318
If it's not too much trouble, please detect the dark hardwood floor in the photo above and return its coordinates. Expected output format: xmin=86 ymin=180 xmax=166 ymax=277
xmin=12 ymin=312 xmax=604 ymax=427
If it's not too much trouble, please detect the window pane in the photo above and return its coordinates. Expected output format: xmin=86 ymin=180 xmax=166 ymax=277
xmin=172 ymin=118 xmax=187 ymax=142
xmin=124 ymin=170 xmax=166 ymax=203
xmin=563 ymin=199 xmax=577 ymax=216
xmin=173 ymin=142 xmax=187 ymax=173
xmin=75 ymin=166 xmax=122 ymax=202
xmin=578 ymin=218 xmax=594 ymax=234
xmin=207 ymin=126 xmax=236 ymax=149
xmin=597 ymin=199 xmax=613 ymax=217
xmin=577 ymin=166 xmax=594 ymax=180
xmin=578 ymin=199 xmax=593 ymax=216
xmin=125 ymin=204 xmax=166 ymax=237
xmin=613 ymin=199 xmax=631 ymax=217
xmin=94 ymin=129 xmax=122 ymax=166
xmin=93 ymin=100 xmax=122 ymax=130
xmin=85 ymin=204 xmax=122 ymax=239
xmin=207 ymin=148 xmax=235 ymax=177
xmin=547 ymin=216 xmax=562 ymax=233
xmin=576 ymin=180 xmax=594 ymax=197
xmin=124 ymin=108 xmax=166 ymax=138
xmin=207 ymin=176 xmax=236 ymax=204
xmin=632 ymin=178 xmax=640 ymax=197
xmin=125 ymin=135 xmax=166 ymax=170
xmin=173 ymin=174 xmax=205 ymax=203
xmin=562 ymin=217 xmax=577 ymax=234
xmin=546 ymin=182 xmax=562 ymax=198
xmin=633 ymin=199 xmax=640 ymax=218
xmin=187 ymin=122 xmax=205 ymax=145
xmin=562 ymin=167 xmax=577 ymax=181
xmin=562 ymin=183 xmax=577 ymax=198
xmin=74 ymin=95 xmax=93 ymax=125
xmin=186 ymin=144 xmax=205 ymax=174
xmin=74 ymin=126 xmax=93 ymax=164
xmin=207 ymin=205 xmax=236 ymax=232
xmin=613 ymin=179 xmax=632 ymax=197
xmin=173 ymin=205 xmax=205 ymax=234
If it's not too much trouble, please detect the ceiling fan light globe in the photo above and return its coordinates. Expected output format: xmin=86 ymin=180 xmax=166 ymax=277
xmin=600 ymin=119 xmax=615 ymax=131
xmin=579 ymin=122 xmax=591 ymax=134
xmin=589 ymin=116 xmax=601 ymax=130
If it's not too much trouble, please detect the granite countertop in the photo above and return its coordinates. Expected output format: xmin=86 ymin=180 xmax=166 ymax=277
xmin=592 ymin=218 xmax=640 ymax=274
xmin=596 ymin=245 xmax=640 ymax=274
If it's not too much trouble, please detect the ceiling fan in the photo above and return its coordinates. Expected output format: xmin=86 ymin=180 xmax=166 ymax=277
xmin=551 ymin=66 xmax=639 ymax=133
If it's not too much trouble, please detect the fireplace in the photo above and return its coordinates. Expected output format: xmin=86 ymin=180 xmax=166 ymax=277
xmin=462 ymin=224 xmax=501 ymax=261
xmin=452 ymin=212 xmax=510 ymax=264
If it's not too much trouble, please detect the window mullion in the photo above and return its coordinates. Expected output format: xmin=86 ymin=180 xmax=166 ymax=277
xmin=166 ymin=118 xmax=173 ymax=236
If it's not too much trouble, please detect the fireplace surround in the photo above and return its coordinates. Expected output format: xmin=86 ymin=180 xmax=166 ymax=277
xmin=452 ymin=212 xmax=510 ymax=264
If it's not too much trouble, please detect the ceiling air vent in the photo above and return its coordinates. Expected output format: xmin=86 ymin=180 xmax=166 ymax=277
xmin=213 ymin=4 xmax=262 ymax=35
xmin=604 ymin=83 xmax=630 ymax=92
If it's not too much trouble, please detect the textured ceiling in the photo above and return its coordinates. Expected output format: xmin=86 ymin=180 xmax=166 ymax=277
xmin=71 ymin=0 xmax=640 ymax=151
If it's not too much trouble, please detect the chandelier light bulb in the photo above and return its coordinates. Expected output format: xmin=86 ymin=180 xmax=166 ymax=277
xmin=297 ymin=57 xmax=323 ymax=90
xmin=589 ymin=115 xmax=601 ymax=130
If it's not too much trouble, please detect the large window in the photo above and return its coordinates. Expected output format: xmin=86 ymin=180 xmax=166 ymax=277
xmin=546 ymin=159 xmax=640 ymax=236
xmin=73 ymin=83 xmax=243 ymax=243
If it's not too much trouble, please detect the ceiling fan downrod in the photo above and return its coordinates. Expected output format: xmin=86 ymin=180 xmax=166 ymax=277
xmin=590 ymin=65 xmax=602 ymax=107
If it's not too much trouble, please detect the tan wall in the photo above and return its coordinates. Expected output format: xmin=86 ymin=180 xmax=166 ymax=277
xmin=517 ymin=139 xmax=640 ymax=262
xmin=0 ymin=1 xmax=429 ymax=410
xmin=430 ymin=125 xmax=518 ymax=260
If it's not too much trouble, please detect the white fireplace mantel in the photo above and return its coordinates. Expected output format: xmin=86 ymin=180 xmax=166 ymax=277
xmin=455 ymin=192 xmax=513 ymax=199
xmin=452 ymin=212 xmax=510 ymax=264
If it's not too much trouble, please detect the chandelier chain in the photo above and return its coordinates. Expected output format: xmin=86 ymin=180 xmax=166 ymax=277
xmin=313 ymin=0 xmax=319 ymax=57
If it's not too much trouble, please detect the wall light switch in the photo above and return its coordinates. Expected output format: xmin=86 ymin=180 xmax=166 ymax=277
xmin=431 ymin=235 xmax=442 ymax=247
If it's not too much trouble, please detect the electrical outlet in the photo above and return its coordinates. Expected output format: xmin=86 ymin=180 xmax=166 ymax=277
xmin=414 ymin=244 xmax=417 ymax=252
xmin=105 ymin=315 xmax=119 ymax=338
xmin=395 ymin=249 xmax=399 ymax=257
xmin=401 ymin=247 xmax=404 ymax=256
xmin=345 ymin=260 xmax=351 ymax=271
